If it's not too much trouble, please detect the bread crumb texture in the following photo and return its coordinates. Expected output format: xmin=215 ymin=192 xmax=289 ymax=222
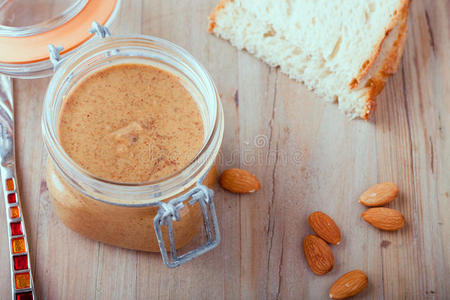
xmin=209 ymin=0 xmax=410 ymax=119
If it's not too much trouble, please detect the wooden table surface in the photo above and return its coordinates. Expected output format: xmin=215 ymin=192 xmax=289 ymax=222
xmin=0 ymin=0 xmax=449 ymax=299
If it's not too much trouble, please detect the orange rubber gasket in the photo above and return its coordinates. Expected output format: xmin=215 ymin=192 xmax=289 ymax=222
xmin=0 ymin=0 xmax=117 ymax=64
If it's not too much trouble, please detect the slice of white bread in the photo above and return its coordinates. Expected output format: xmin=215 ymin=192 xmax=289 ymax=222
xmin=208 ymin=0 xmax=410 ymax=119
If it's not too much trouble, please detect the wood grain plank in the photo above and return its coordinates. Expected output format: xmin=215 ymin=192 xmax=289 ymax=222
xmin=274 ymin=76 xmax=380 ymax=299
xmin=202 ymin=2 xmax=242 ymax=298
xmin=374 ymin=1 xmax=449 ymax=298
xmin=0 ymin=0 xmax=448 ymax=299
xmin=236 ymin=53 xmax=277 ymax=300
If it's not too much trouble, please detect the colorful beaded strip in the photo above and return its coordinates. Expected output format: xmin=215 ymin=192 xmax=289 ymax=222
xmin=4 ymin=177 xmax=34 ymax=300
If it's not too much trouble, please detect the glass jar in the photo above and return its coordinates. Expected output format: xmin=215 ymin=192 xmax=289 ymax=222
xmin=0 ymin=0 xmax=120 ymax=78
xmin=42 ymin=34 xmax=224 ymax=267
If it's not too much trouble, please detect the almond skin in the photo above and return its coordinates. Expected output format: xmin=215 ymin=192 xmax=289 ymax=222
xmin=308 ymin=212 xmax=341 ymax=245
xmin=362 ymin=207 xmax=405 ymax=231
xmin=303 ymin=235 xmax=334 ymax=275
xmin=219 ymin=168 xmax=261 ymax=194
xmin=359 ymin=182 xmax=399 ymax=207
xmin=329 ymin=270 xmax=368 ymax=299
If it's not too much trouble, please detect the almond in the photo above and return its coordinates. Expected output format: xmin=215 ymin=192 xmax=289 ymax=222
xmin=329 ymin=270 xmax=368 ymax=299
xmin=359 ymin=182 xmax=399 ymax=207
xmin=219 ymin=168 xmax=261 ymax=194
xmin=362 ymin=207 xmax=405 ymax=231
xmin=308 ymin=211 xmax=341 ymax=245
xmin=303 ymin=235 xmax=334 ymax=275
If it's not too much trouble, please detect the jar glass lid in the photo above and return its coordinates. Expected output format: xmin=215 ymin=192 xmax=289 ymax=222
xmin=0 ymin=0 xmax=119 ymax=78
xmin=0 ymin=0 xmax=88 ymax=35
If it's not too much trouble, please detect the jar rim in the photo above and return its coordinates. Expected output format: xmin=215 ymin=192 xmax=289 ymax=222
xmin=42 ymin=35 xmax=224 ymax=206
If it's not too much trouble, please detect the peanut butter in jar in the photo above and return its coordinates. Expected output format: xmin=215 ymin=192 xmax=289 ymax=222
xmin=58 ymin=63 xmax=205 ymax=183
xmin=43 ymin=42 xmax=223 ymax=252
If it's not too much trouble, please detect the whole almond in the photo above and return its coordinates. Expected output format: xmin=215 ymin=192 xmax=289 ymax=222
xmin=362 ymin=207 xmax=405 ymax=231
xmin=308 ymin=212 xmax=341 ymax=245
xmin=359 ymin=182 xmax=399 ymax=207
xmin=303 ymin=235 xmax=334 ymax=275
xmin=219 ymin=168 xmax=261 ymax=194
xmin=329 ymin=270 xmax=368 ymax=299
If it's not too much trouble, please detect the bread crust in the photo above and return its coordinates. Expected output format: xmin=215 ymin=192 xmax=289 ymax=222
xmin=208 ymin=0 xmax=410 ymax=120
xmin=351 ymin=0 xmax=411 ymax=90
xmin=208 ymin=0 xmax=233 ymax=32
xmin=360 ymin=7 xmax=409 ymax=120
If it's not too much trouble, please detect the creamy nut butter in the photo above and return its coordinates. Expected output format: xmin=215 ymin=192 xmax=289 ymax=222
xmin=46 ymin=63 xmax=217 ymax=252
xmin=58 ymin=63 xmax=204 ymax=183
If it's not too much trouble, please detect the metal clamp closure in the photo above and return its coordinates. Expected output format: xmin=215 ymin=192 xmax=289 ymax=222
xmin=153 ymin=181 xmax=220 ymax=268
xmin=48 ymin=21 xmax=111 ymax=71
xmin=48 ymin=44 xmax=64 ymax=71
xmin=89 ymin=21 xmax=111 ymax=38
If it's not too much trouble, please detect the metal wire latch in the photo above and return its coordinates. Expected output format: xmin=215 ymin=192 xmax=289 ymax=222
xmin=153 ymin=182 xmax=221 ymax=268
xmin=48 ymin=21 xmax=110 ymax=71
xmin=89 ymin=21 xmax=111 ymax=38
xmin=48 ymin=44 xmax=64 ymax=71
